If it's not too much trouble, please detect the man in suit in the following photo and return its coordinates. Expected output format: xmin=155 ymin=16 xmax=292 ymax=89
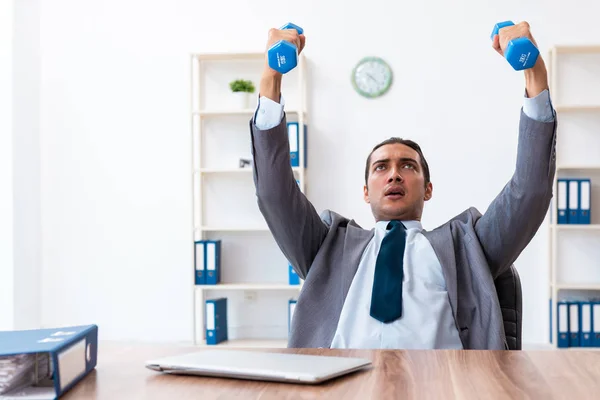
xmin=249 ymin=22 xmax=556 ymax=349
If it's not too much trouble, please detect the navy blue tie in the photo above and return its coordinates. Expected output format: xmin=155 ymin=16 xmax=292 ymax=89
xmin=370 ymin=220 xmax=406 ymax=323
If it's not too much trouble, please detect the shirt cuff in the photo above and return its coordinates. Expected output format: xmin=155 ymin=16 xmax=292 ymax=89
xmin=523 ymin=89 xmax=555 ymax=123
xmin=254 ymin=94 xmax=285 ymax=130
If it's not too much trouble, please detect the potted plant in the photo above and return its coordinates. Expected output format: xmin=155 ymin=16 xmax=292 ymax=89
xmin=229 ymin=79 xmax=255 ymax=109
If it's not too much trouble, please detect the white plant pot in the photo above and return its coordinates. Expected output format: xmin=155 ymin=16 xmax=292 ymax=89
xmin=232 ymin=92 xmax=250 ymax=109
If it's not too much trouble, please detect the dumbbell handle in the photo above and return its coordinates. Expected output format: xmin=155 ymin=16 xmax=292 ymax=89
xmin=491 ymin=21 xmax=539 ymax=71
xmin=490 ymin=21 xmax=515 ymax=40
xmin=280 ymin=22 xmax=304 ymax=36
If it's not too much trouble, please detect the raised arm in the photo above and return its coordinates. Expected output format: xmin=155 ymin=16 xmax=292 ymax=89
xmin=250 ymin=27 xmax=328 ymax=279
xmin=476 ymin=22 xmax=557 ymax=278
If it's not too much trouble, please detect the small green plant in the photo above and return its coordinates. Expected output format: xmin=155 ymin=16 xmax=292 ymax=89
xmin=229 ymin=79 xmax=255 ymax=93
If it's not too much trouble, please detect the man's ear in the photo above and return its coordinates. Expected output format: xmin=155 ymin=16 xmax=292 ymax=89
xmin=424 ymin=182 xmax=433 ymax=201
xmin=363 ymin=184 xmax=370 ymax=204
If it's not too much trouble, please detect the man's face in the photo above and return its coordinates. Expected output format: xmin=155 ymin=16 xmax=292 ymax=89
xmin=363 ymin=143 xmax=433 ymax=222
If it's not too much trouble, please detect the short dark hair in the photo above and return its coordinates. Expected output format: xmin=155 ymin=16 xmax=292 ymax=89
xmin=364 ymin=137 xmax=431 ymax=186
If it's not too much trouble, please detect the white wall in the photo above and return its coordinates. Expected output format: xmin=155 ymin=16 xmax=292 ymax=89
xmin=13 ymin=0 xmax=42 ymax=330
xmin=34 ymin=0 xmax=600 ymax=343
xmin=0 ymin=0 xmax=15 ymax=331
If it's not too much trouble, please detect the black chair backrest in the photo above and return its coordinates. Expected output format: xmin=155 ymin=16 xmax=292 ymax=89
xmin=494 ymin=265 xmax=522 ymax=350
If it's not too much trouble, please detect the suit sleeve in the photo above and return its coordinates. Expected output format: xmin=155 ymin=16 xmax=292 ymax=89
xmin=474 ymin=106 xmax=557 ymax=279
xmin=249 ymin=114 xmax=328 ymax=279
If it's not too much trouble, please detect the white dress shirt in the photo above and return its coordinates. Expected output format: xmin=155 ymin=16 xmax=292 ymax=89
xmin=330 ymin=220 xmax=462 ymax=349
xmin=253 ymin=90 xmax=555 ymax=349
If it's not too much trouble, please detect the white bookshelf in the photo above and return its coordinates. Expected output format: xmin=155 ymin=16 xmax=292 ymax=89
xmin=548 ymin=45 xmax=600 ymax=347
xmin=190 ymin=51 xmax=308 ymax=346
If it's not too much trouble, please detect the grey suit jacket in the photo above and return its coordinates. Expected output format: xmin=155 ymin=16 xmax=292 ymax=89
xmin=249 ymin=110 xmax=557 ymax=350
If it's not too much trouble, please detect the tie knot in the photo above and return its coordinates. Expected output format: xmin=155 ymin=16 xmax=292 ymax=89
xmin=387 ymin=220 xmax=405 ymax=231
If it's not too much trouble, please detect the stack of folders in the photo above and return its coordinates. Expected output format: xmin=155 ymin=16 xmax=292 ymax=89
xmin=205 ymin=298 xmax=228 ymax=345
xmin=557 ymin=178 xmax=592 ymax=224
xmin=555 ymin=300 xmax=600 ymax=348
xmin=287 ymin=122 xmax=307 ymax=168
xmin=195 ymin=240 xmax=222 ymax=285
xmin=0 ymin=324 xmax=97 ymax=399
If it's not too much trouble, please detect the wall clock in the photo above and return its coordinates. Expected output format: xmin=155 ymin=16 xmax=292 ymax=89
xmin=351 ymin=56 xmax=393 ymax=98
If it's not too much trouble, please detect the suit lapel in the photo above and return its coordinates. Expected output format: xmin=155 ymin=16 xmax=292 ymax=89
xmin=422 ymin=227 xmax=458 ymax=325
xmin=322 ymin=222 xmax=373 ymax=347
xmin=341 ymin=223 xmax=374 ymax=298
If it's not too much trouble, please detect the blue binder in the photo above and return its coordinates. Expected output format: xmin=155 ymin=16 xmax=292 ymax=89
xmin=557 ymin=179 xmax=568 ymax=224
xmin=288 ymin=299 xmax=297 ymax=333
xmin=206 ymin=298 xmax=228 ymax=345
xmin=557 ymin=301 xmax=569 ymax=348
xmin=0 ymin=324 xmax=98 ymax=399
xmin=194 ymin=241 xmax=205 ymax=285
xmin=593 ymin=302 xmax=600 ymax=347
xmin=568 ymin=179 xmax=580 ymax=224
xmin=579 ymin=179 xmax=591 ymax=224
xmin=287 ymin=122 xmax=307 ymax=168
xmin=549 ymin=298 xmax=552 ymax=343
xmin=288 ymin=263 xmax=300 ymax=285
xmin=204 ymin=240 xmax=221 ymax=285
xmin=569 ymin=302 xmax=580 ymax=347
xmin=580 ymin=302 xmax=593 ymax=347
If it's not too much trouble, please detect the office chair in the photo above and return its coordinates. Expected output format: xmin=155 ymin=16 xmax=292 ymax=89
xmin=495 ymin=264 xmax=522 ymax=350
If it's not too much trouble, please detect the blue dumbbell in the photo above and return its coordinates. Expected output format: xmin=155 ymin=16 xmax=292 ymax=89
xmin=267 ymin=22 xmax=304 ymax=74
xmin=491 ymin=21 xmax=539 ymax=71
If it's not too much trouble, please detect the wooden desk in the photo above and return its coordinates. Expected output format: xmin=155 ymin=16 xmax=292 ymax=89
xmin=63 ymin=343 xmax=600 ymax=399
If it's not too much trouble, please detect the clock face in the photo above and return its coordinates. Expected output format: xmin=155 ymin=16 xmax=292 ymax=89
xmin=351 ymin=57 xmax=393 ymax=98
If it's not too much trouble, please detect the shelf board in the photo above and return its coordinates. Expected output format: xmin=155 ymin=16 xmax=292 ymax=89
xmin=554 ymin=283 xmax=600 ymax=291
xmin=551 ymin=224 xmax=600 ymax=230
xmin=555 ymin=105 xmax=600 ymax=112
xmin=194 ymin=109 xmax=304 ymax=117
xmin=557 ymin=165 xmax=600 ymax=171
xmin=193 ymin=52 xmax=264 ymax=61
xmin=196 ymin=167 xmax=302 ymax=174
xmin=198 ymin=226 xmax=270 ymax=232
xmin=195 ymin=283 xmax=302 ymax=291
xmin=553 ymin=45 xmax=600 ymax=54
xmin=197 ymin=339 xmax=289 ymax=348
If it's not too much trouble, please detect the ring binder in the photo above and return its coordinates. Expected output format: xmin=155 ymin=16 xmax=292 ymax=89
xmin=0 ymin=324 xmax=97 ymax=399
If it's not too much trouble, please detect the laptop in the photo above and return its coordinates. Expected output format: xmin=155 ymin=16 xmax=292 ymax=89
xmin=145 ymin=349 xmax=372 ymax=384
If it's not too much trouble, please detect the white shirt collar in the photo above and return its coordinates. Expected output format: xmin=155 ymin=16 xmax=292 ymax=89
xmin=375 ymin=220 xmax=423 ymax=232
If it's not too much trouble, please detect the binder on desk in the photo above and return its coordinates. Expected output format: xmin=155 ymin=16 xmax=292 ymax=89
xmin=206 ymin=298 xmax=228 ymax=345
xmin=0 ymin=324 xmax=97 ymax=399
xmin=580 ymin=302 xmax=593 ymax=347
xmin=579 ymin=178 xmax=591 ymax=224
xmin=194 ymin=241 xmax=205 ymax=285
xmin=205 ymin=240 xmax=222 ymax=285
xmin=557 ymin=179 xmax=568 ymax=224
xmin=287 ymin=122 xmax=307 ymax=168
xmin=593 ymin=302 xmax=600 ymax=347
xmin=288 ymin=299 xmax=297 ymax=333
xmin=568 ymin=179 xmax=580 ymax=224
xmin=569 ymin=302 xmax=580 ymax=347
xmin=557 ymin=301 xmax=569 ymax=348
